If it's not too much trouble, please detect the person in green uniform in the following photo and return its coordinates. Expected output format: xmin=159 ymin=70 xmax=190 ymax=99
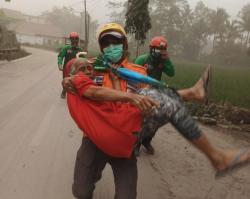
xmin=135 ymin=36 xmax=175 ymax=81
xmin=58 ymin=32 xmax=83 ymax=98
xmin=135 ymin=36 xmax=211 ymax=154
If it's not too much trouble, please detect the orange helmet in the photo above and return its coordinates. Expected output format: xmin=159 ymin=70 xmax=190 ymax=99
xmin=69 ymin=32 xmax=79 ymax=39
xmin=150 ymin=36 xmax=168 ymax=49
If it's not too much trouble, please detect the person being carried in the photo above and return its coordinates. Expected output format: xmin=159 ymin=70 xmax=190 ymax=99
xmin=63 ymin=58 xmax=250 ymax=183
xmin=57 ymin=32 xmax=83 ymax=99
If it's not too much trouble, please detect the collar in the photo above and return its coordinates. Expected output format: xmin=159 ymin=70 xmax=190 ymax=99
xmin=120 ymin=57 xmax=128 ymax=66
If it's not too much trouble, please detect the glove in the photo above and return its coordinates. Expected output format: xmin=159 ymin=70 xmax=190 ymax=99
xmin=58 ymin=64 xmax=63 ymax=71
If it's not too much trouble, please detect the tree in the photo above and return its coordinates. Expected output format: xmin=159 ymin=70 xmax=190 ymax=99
xmin=192 ymin=1 xmax=211 ymax=39
xmin=223 ymin=20 xmax=241 ymax=43
xmin=179 ymin=1 xmax=212 ymax=60
xmin=42 ymin=6 xmax=99 ymax=50
xmin=208 ymin=8 xmax=230 ymax=53
xmin=107 ymin=0 xmax=249 ymax=65
xmin=43 ymin=7 xmax=82 ymax=36
xmin=106 ymin=1 xmax=127 ymax=25
xmin=150 ymin=0 xmax=191 ymax=55
xmin=214 ymin=21 xmax=242 ymax=65
xmin=238 ymin=4 xmax=250 ymax=48
xmin=187 ymin=2 xmax=212 ymax=59
xmin=125 ymin=0 xmax=152 ymax=56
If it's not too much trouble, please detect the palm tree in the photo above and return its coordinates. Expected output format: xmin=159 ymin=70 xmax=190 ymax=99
xmin=209 ymin=8 xmax=229 ymax=53
xmin=238 ymin=4 xmax=250 ymax=48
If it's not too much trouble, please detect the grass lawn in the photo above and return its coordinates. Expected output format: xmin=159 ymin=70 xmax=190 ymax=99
xmin=163 ymin=61 xmax=250 ymax=109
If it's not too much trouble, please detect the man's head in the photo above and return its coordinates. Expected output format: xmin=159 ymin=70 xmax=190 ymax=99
xmin=69 ymin=32 xmax=79 ymax=47
xmin=98 ymin=23 xmax=128 ymax=64
xmin=70 ymin=58 xmax=94 ymax=78
xmin=149 ymin=36 xmax=168 ymax=61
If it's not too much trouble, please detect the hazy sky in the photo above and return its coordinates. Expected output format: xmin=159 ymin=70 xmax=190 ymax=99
xmin=1 ymin=0 xmax=249 ymax=23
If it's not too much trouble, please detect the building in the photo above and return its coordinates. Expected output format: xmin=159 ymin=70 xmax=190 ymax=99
xmin=8 ymin=21 xmax=65 ymax=46
xmin=0 ymin=8 xmax=66 ymax=46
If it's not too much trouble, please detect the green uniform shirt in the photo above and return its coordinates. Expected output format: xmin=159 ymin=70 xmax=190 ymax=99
xmin=134 ymin=53 xmax=175 ymax=81
xmin=57 ymin=45 xmax=83 ymax=66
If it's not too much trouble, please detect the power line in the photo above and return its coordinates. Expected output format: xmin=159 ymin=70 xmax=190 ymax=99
xmin=67 ymin=0 xmax=84 ymax=8
xmin=89 ymin=0 xmax=104 ymax=13
xmin=69 ymin=0 xmax=99 ymax=14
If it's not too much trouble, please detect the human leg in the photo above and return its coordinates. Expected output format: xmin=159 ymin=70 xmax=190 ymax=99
xmin=61 ymin=89 xmax=66 ymax=98
xmin=140 ymin=87 xmax=250 ymax=174
xmin=72 ymin=137 xmax=107 ymax=199
xmin=141 ymin=134 xmax=156 ymax=154
xmin=138 ymin=87 xmax=182 ymax=155
xmin=170 ymin=105 xmax=250 ymax=173
xmin=109 ymin=155 xmax=138 ymax=199
xmin=177 ymin=65 xmax=211 ymax=104
xmin=61 ymin=65 xmax=67 ymax=98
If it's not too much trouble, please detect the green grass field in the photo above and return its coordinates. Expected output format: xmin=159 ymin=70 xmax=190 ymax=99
xmin=163 ymin=61 xmax=250 ymax=109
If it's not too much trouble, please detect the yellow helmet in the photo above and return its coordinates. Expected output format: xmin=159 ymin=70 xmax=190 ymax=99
xmin=98 ymin=23 xmax=128 ymax=51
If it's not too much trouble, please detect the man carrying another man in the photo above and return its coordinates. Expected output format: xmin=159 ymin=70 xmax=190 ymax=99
xmin=63 ymin=57 xmax=250 ymax=199
xmin=62 ymin=22 xmax=248 ymax=199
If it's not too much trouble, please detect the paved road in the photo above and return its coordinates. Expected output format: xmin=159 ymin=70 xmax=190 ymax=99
xmin=0 ymin=47 xmax=250 ymax=199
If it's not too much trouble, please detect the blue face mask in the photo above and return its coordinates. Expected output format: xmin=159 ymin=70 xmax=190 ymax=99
xmin=103 ymin=44 xmax=123 ymax=63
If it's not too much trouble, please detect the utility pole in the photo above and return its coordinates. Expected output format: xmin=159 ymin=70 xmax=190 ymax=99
xmin=84 ymin=0 xmax=88 ymax=51
xmin=87 ymin=13 xmax=90 ymax=48
xmin=80 ymin=12 xmax=84 ymax=41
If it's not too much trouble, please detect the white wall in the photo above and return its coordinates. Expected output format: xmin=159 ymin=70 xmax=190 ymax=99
xmin=16 ymin=34 xmax=43 ymax=45
xmin=16 ymin=34 xmax=64 ymax=46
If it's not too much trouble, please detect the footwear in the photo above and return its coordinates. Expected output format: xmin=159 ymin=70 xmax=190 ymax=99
xmin=143 ymin=143 xmax=155 ymax=155
xmin=215 ymin=148 xmax=250 ymax=179
xmin=132 ymin=132 xmax=141 ymax=157
xmin=61 ymin=92 xmax=66 ymax=99
xmin=202 ymin=64 xmax=212 ymax=105
xmin=133 ymin=145 xmax=141 ymax=157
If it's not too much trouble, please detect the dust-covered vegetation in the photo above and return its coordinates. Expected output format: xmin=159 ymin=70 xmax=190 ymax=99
xmin=108 ymin=0 xmax=250 ymax=67
xmin=164 ymin=61 xmax=250 ymax=108
xmin=107 ymin=0 xmax=250 ymax=109
xmin=42 ymin=6 xmax=99 ymax=51
xmin=0 ymin=23 xmax=30 ymax=61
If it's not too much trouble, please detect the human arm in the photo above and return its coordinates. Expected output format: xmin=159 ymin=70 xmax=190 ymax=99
xmin=84 ymin=85 xmax=158 ymax=112
xmin=78 ymin=47 xmax=83 ymax=52
xmin=134 ymin=54 xmax=147 ymax=66
xmin=110 ymin=75 xmax=122 ymax=91
xmin=57 ymin=46 xmax=68 ymax=70
xmin=108 ymin=64 xmax=122 ymax=91
xmin=163 ymin=58 xmax=175 ymax=77
xmin=62 ymin=73 xmax=159 ymax=112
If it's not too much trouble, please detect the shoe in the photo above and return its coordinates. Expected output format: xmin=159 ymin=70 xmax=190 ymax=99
xmin=144 ymin=143 xmax=155 ymax=155
xmin=61 ymin=92 xmax=66 ymax=99
xmin=133 ymin=145 xmax=141 ymax=157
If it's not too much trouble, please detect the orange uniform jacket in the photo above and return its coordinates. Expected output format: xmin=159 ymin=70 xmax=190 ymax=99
xmin=100 ymin=58 xmax=147 ymax=91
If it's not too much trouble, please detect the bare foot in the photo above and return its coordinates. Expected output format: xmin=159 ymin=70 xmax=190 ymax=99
xmin=191 ymin=65 xmax=212 ymax=104
xmin=211 ymin=148 xmax=250 ymax=172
